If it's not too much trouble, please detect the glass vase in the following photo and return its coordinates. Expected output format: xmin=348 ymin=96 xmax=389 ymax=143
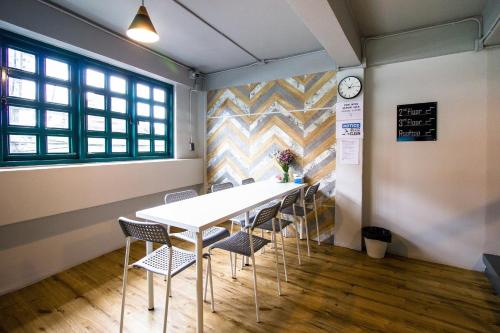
xmin=283 ymin=172 xmax=289 ymax=183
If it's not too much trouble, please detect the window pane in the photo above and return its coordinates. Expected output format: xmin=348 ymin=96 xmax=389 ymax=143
xmin=136 ymin=83 xmax=150 ymax=99
xmin=86 ymin=92 xmax=105 ymax=110
xmin=46 ymin=110 xmax=69 ymax=129
xmin=86 ymin=68 xmax=105 ymax=88
xmin=8 ymin=77 xmax=36 ymax=100
xmin=111 ymin=97 xmax=126 ymax=113
xmin=154 ymin=122 xmax=165 ymax=136
xmin=153 ymin=88 xmax=166 ymax=102
xmin=138 ymin=139 xmax=150 ymax=152
xmin=137 ymin=102 xmax=150 ymax=117
xmin=45 ymin=84 xmax=69 ymax=105
xmin=8 ymin=48 xmax=36 ymax=73
xmin=87 ymin=115 xmax=105 ymax=131
xmin=138 ymin=121 xmax=150 ymax=134
xmin=46 ymin=58 xmax=69 ymax=81
xmin=112 ymin=139 xmax=127 ymax=153
xmin=112 ymin=118 xmax=127 ymax=133
xmin=88 ymin=137 xmax=106 ymax=153
xmin=47 ymin=136 xmax=69 ymax=154
xmin=9 ymin=135 xmax=37 ymax=154
xmin=8 ymin=106 xmax=37 ymax=127
xmin=110 ymin=76 xmax=126 ymax=94
xmin=155 ymin=140 xmax=165 ymax=152
xmin=153 ymin=105 xmax=166 ymax=119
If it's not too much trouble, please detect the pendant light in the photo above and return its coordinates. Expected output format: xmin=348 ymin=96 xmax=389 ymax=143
xmin=127 ymin=0 xmax=159 ymax=43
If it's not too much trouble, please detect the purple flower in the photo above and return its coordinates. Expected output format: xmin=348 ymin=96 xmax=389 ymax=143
xmin=273 ymin=149 xmax=295 ymax=172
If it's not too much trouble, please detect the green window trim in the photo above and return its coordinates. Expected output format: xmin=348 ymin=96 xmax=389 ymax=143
xmin=0 ymin=28 xmax=174 ymax=167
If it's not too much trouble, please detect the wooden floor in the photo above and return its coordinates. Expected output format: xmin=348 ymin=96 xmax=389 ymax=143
xmin=1 ymin=230 xmax=499 ymax=333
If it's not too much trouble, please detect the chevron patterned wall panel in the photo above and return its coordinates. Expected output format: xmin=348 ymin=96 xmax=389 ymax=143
xmin=207 ymin=71 xmax=337 ymax=243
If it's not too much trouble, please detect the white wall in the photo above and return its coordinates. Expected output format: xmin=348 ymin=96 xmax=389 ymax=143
xmin=364 ymin=49 xmax=500 ymax=270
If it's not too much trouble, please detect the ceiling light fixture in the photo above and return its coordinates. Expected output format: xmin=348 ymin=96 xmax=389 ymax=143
xmin=127 ymin=0 xmax=159 ymax=43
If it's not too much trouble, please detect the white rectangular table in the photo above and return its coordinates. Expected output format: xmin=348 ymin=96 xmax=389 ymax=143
xmin=136 ymin=180 xmax=308 ymax=332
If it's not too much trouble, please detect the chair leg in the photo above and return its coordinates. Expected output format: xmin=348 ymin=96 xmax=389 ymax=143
xmin=241 ymin=224 xmax=247 ymax=268
xmin=261 ymin=229 xmax=265 ymax=254
xmin=119 ymin=238 xmax=130 ymax=333
xmin=250 ymin=253 xmax=260 ymax=323
xmin=271 ymin=218 xmax=282 ymax=296
xmin=209 ymin=256 xmax=215 ymax=313
xmin=278 ymin=219 xmax=288 ymax=282
xmin=294 ymin=220 xmax=302 ymax=265
xmin=163 ymin=250 xmax=173 ymax=333
xmin=229 ymin=252 xmax=236 ymax=279
xmin=304 ymin=217 xmax=311 ymax=257
xmin=204 ymin=257 xmax=210 ymax=301
xmin=314 ymin=200 xmax=320 ymax=245
xmin=248 ymin=232 xmax=260 ymax=322
xmin=204 ymin=255 xmax=215 ymax=312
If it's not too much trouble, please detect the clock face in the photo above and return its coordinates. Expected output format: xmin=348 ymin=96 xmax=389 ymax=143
xmin=338 ymin=76 xmax=362 ymax=99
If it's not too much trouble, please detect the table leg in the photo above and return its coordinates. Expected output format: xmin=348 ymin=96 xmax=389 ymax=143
xmin=195 ymin=232 xmax=204 ymax=333
xmin=146 ymin=241 xmax=154 ymax=310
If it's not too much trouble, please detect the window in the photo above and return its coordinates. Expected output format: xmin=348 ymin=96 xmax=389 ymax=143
xmin=0 ymin=29 xmax=173 ymax=166
xmin=84 ymin=67 xmax=129 ymax=156
xmin=135 ymin=83 xmax=169 ymax=154
xmin=3 ymin=47 xmax=75 ymax=159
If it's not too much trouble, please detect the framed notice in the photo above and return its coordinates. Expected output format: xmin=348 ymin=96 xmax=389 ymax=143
xmin=397 ymin=102 xmax=437 ymax=142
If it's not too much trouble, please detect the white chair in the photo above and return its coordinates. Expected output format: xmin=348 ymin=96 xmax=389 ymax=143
xmin=254 ymin=190 xmax=303 ymax=283
xmin=281 ymin=183 xmax=321 ymax=256
xmin=210 ymin=181 xmax=233 ymax=192
xmin=208 ymin=202 xmax=282 ymax=322
xmin=118 ymin=217 xmax=214 ymax=333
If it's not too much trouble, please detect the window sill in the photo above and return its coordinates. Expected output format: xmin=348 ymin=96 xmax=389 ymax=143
xmin=0 ymin=157 xmax=196 ymax=173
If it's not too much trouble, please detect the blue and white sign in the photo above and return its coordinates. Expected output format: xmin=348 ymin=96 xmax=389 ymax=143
xmin=336 ymin=120 xmax=363 ymax=138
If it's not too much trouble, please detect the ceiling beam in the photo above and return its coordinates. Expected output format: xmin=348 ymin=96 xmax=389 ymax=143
xmin=286 ymin=0 xmax=361 ymax=68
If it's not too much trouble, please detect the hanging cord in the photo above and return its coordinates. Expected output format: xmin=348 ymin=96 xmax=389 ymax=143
xmin=207 ymin=106 xmax=334 ymax=119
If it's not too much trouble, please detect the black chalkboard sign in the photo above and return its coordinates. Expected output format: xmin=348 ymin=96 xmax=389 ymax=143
xmin=397 ymin=102 xmax=437 ymax=142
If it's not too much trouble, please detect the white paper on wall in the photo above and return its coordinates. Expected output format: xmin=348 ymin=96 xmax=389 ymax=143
xmin=339 ymin=139 xmax=360 ymax=165
xmin=336 ymin=101 xmax=363 ymax=120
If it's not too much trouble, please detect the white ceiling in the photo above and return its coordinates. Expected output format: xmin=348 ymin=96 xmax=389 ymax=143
xmin=48 ymin=0 xmax=323 ymax=73
xmin=46 ymin=0 xmax=491 ymax=74
xmin=348 ymin=0 xmax=487 ymax=37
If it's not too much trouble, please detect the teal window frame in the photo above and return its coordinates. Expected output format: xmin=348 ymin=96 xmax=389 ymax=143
xmin=0 ymin=28 xmax=174 ymax=167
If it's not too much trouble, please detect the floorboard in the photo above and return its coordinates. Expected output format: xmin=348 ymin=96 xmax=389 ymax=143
xmin=1 ymin=228 xmax=499 ymax=333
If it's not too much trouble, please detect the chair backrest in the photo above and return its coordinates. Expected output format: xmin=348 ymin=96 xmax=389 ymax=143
xmin=118 ymin=217 xmax=171 ymax=246
xmin=250 ymin=202 xmax=281 ymax=230
xmin=241 ymin=178 xmax=255 ymax=185
xmin=280 ymin=190 xmax=300 ymax=210
xmin=164 ymin=189 xmax=198 ymax=204
xmin=305 ymin=183 xmax=320 ymax=202
xmin=211 ymin=182 xmax=233 ymax=192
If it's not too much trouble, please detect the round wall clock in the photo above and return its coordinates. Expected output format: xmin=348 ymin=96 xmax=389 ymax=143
xmin=338 ymin=76 xmax=362 ymax=99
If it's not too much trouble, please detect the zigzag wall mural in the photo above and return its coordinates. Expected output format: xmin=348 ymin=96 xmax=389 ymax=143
xmin=207 ymin=71 xmax=337 ymax=243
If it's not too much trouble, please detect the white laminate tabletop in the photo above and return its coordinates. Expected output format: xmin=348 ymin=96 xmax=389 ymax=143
xmin=136 ymin=180 xmax=307 ymax=232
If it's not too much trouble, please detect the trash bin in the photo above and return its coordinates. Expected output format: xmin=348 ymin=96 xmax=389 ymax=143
xmin=362 ymin=227 xmax=392 ymax=259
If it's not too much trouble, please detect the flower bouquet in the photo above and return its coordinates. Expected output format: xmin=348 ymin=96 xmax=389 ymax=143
xmin=273 ymin=149 xmax=295 ymax=183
